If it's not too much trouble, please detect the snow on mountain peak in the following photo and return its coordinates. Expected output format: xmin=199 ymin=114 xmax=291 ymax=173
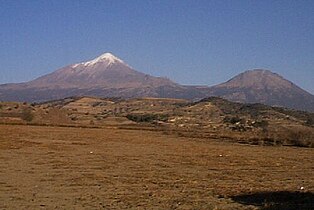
xmin=72 ymin=52 xmax=125 ymax=68
xmin=95 ymin=52 xmax=123 ymax=64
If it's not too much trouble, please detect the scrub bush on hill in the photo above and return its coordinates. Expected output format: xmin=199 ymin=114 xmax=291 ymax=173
xmin=223 ymin=116 xmax=242 ymax=124
xmin=126 ymin=114 xmax=169 ymax=123
xmin=305 ymin=117 xmax=314 ymax=127
xmin=21 ymin=108 xmax=34 ymax=122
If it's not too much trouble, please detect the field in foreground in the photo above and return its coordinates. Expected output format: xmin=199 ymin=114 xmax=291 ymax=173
xmin=0 ymin=125 xmax=313 ymax=209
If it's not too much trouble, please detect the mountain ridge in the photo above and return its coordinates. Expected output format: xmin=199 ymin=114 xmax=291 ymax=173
xmin=0 ymin=53 xmax=313 ymax=112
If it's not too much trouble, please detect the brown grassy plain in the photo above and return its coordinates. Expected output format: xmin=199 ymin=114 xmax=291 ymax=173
xmin=0 ymin=124 xmax=313 ymax=209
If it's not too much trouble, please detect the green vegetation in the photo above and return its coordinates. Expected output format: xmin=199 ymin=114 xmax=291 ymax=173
xmin=223 ymin=116 xmax=243 ymax=124
xmin=126 ymin=113 xmax=168 ymax=123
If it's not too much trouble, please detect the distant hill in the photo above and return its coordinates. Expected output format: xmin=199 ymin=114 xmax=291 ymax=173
xmin=0 ymin=53 xmax=313 ymax=112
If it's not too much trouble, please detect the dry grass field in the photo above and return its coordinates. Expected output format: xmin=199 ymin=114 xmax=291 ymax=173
xmin=0 ymin=124 xmax=313 ymax=209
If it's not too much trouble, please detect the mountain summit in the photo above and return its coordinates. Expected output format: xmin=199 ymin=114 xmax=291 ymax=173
xmin=208 ymin=69 xmax=314 ymax=111
xmin=72 ymin=52 xmax=125 ymax=68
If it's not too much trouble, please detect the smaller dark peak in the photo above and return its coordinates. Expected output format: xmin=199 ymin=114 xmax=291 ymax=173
xmin=220 ymin=68 xmax=292 ymax=89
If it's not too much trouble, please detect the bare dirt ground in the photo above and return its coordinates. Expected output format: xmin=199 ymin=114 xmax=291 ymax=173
xmin=0 ymin=124 xmax=313 ymax=209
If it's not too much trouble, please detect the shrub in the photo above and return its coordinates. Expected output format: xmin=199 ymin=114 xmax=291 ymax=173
xmin=126 ymin=114 xmax=168 ymax=123
xmin=253 ymin=120 xmax=269 ymax=129
xmin=223 ymin=116 xmax=242 ymax=124
xmin=92 ymin=102 xmax=102 ymax=107
xmin=21 ymin=108 xmax=34 ymax=122
xmin=305 ymin=118 xmax=314 ymax=127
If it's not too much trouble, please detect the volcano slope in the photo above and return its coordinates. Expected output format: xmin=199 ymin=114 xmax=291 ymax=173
xmin=0 ymin=124 xmax=313 ymax=210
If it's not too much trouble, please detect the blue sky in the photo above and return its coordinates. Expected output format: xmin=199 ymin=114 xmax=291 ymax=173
xmin=1 ymin=0 xmax=313 ymax=93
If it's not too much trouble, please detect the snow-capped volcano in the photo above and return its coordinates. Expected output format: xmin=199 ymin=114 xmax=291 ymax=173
xmin=23 ymin=52 xmax=177 ymax=89
xmin=72 ymin=52 xmax=126 ymax=68
xmin=0 ymin=52 xmax=184 ymax=102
